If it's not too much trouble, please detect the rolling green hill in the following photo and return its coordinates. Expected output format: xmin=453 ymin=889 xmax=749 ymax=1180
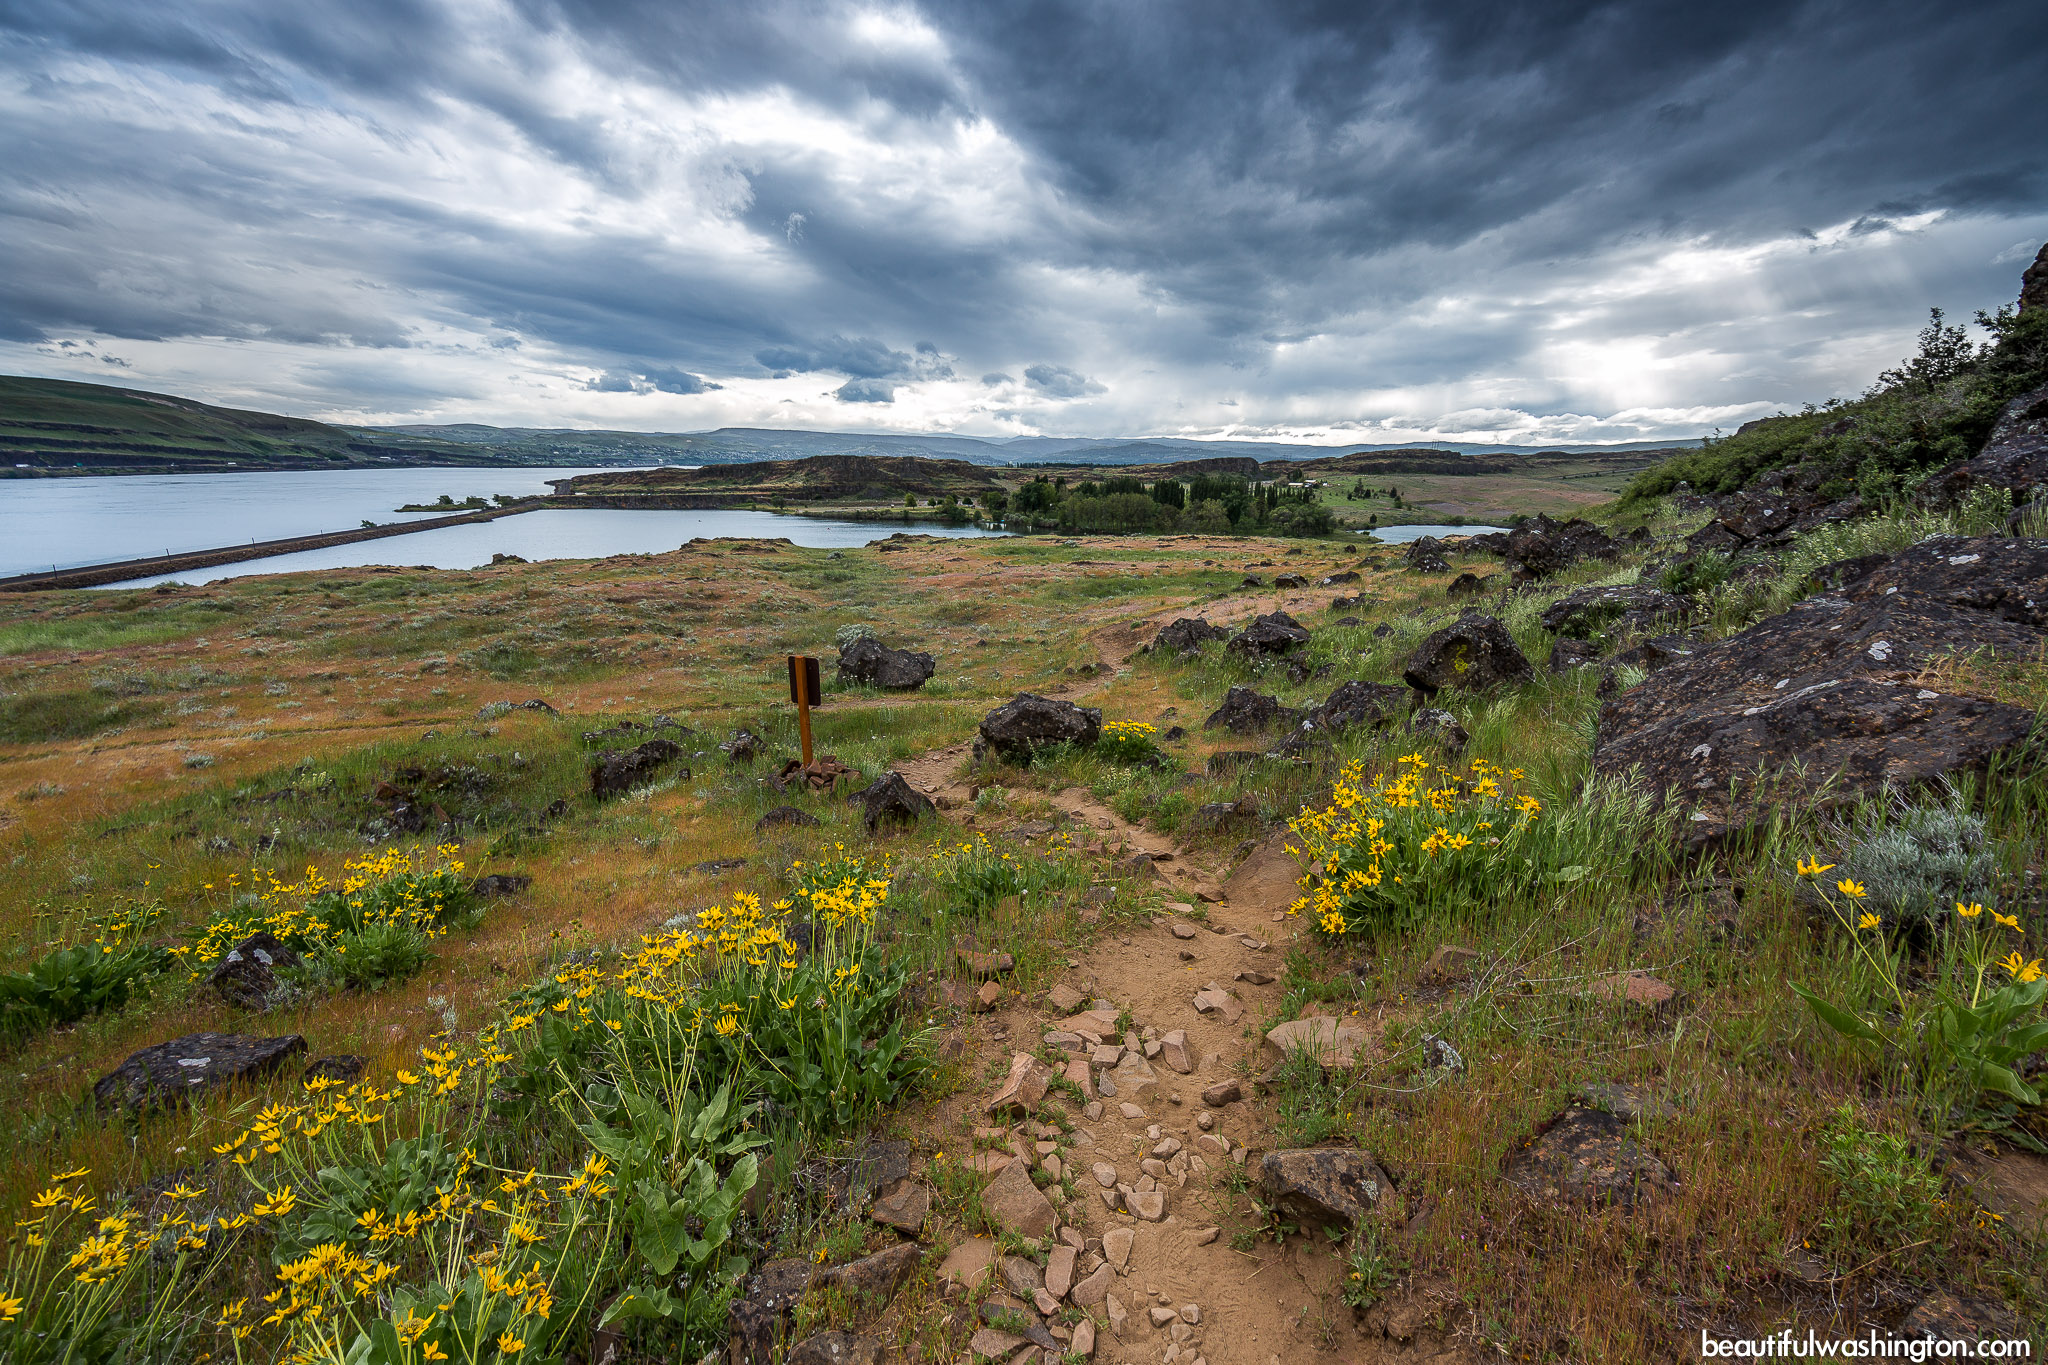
xmin=0 ymin=375 xmax=504 ymax=474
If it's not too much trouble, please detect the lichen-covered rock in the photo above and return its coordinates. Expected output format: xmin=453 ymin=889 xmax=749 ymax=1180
xmin=1403 ymin=612 xmax=1534 ymax=695
xmin=1153 ymin=617 xmax=1230 ymax=655
xmin=1500 ymin=515 xmax=1624 ymax=583
xmin=814 ymin=1241 xmax=921 ymax=1304
xmin=1539 ymin=584 xmax=1687 ymax=639
xmin=1226 ymin=611 xmax=1311 ymax=657
xmin=975 ymin=694 xmax=1102 ymax=764
xmin=1925 ymin=382 xmax=2048 ymax=507
xmin=207 ymin=931 xmax=300 ymax=1010
xmin=1502 ymin=1105 xmax=1674 ymax=1209
xmin=836 ymin=636 xmax=936 ymax=690
xmin=727 ymin=1258 xmax=815 ymax=1365
xmin=756 ymin=805 xmax=820 ymax=832
xmin=1548 ymin=639 xmax=1599 ymax=673
xmin=589 ymin=739 xmax=686 ymax=798
xmin=1258 ymin=1148 xmax=1392 ymax=1229
xmin=1409 ymin=707 xmax=1469 ymax=754
xmin=784 ymin=1331 xmax=884 ymax=1365
xmin=1201 ymin=686 xmax=1298 ymax=733
xmin=94 ymin=1032 xmax=306 ymax=1111
xmin=1446 ymin=571 xmax=1490 ymax=598
xmin=1593 ymin=535 xmax=2047 ymax=843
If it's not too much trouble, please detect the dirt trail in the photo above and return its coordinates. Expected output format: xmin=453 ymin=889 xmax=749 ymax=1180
xmin=890 ymin=617 xmax=1476 ymax=1363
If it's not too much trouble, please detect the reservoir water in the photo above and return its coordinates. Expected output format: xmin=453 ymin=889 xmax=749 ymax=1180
xmin=1362 ymin=523 xmax=1508 ymax=543
xmin=0 ymin=467 xmax=1007 ymax=586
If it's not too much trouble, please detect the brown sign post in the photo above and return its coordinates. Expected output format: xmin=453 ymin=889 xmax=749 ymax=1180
xmin=786 ymin=655 xmax=821 ymax=767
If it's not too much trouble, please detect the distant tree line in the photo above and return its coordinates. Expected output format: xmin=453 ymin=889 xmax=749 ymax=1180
xmin=1000 ymin=472 xmax=1333 ymax=536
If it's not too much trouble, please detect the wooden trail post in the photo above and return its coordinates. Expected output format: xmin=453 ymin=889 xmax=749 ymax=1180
xmin=786 ymin=654 xmax=820 ymax=767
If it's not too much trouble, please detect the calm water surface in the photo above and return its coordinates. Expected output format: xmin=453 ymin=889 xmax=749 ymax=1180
xmin=1361 ymin=523 xmax=1508 ymax=543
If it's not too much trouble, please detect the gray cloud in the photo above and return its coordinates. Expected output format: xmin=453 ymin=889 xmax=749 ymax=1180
xmin=0 ymin=0 xmax=2042 ymax=438
xmin=1023 ymin=363 xmax=1099 ymax=399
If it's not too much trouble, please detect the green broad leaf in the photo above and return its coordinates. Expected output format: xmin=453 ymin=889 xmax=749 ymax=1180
xmin=1964 ymin=1058 xmax=2041 ymax=1107
xmin=599 ymin=1285 xmax=686 ymax=1326
xmin=1791 ymin=982 xmax=1886 ymax=1045
xmin=629 ymin=1178 xmax=689 ymax=1276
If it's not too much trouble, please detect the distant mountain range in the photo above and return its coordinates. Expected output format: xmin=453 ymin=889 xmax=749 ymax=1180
xmin=1 ymin=373 xmax=1700 ymax=476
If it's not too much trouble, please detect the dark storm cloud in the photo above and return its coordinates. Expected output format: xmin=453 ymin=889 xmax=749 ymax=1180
xmin=0 ymin=0 xmax=2043 ymax=430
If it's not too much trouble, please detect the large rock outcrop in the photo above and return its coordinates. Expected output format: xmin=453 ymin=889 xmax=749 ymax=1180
xmin=836 ymin=637 xmax=936 ymax=690
xmin=590 ymin=739 xmax=687 ymax=798
xmin=1202 ymin=686 xmax=1298 ymax=734
xmin=1499 ymin=515 xmax=1636 ymax=583
xmin=1923 ymin=383 xmax=2048 ymax=508
xmin=1593 ymin=536 xmax=2046 ymax=843
xmin=975 ymin=694 xmax=1102 ymax=764
xmin=1153 ymin=617 xmax=1230 ymax=656
xmin=1684 ymin=465 xmax=1864 ymax=555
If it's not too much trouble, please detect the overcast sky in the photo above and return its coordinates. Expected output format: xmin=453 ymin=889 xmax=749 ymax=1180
xmin=2 ymin=0 xmax=2045 ymax=445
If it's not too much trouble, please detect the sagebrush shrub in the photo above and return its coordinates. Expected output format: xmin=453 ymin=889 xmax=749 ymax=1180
xmin=1839 ymin=795 xmax=1997 ymax=929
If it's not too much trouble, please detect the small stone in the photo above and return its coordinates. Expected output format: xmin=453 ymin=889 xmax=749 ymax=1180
xmin=938 ymin=1237 xmax=998 ymax=1290
xmin=968 ymin=1327 xmax=1026 ymax=1358
xmin=1141 ymin=1158 xmax=1168 ymax=1178
xmin=1084 ymin=1101 xmax=1103 ymax=1120
xmin=1152 ymin=1137 xmax=1182 ymax=1158
xmin=1192 ymin=1226 xmax=1220 ymax=1245
xmin=1064 ymin=1057 xmax=1096 ymax=1098
xmin=987 ymin=1053 xmax=1051 ymax=1115
xmin=1034 ymin=1288 xmax=1061 ymax=1316
xmin=1103 ymin=1225 xmax=1134 ymax=1269
xmin=1048 ymin=983 xmax=1087 ymax=1012
xmin=1234 ymin=969 xmax=1276 ymax=986
xmin=1072 ymin=1318 xmax=1096 ymax=1357
xmin=1119 ymin=1102 xmax=1147 ymax=1120
xmin=1150 ymin=1306 xmax=1180 ymax=1327
xmin=1041 ymin=1152 xmax=1063 ymax=1181
xmin=1070 ymin=1262 xmax=1117 ymax=1307
xmin=870 ymin=1178 xmax=929 ymax=1232
xmin=1585 ymin=971 xmax=1679 ymax=1009
xmin=984 ymin=1158 xmax=1058 ymax=1240
xmin=1195 ymin=1134 xmax=1225 ymax=1158
xmin=1090 ymin=1044 xmax=1124 ymax=1068
xmin=1190 ymin=988 xmax=1241 ymax=1022
xmin=1046 ymin=1244 xmax=1077 ymax=1298
xmin=1092 ymin=1161 xmax=1119 ymax=1188
xmin=1264 ymin=1016 xmax=1367 ymax=1068
xmin=1106 ymin=1294 xmax=1129 ymax=1338
xmin=1001 ymin=1256 xmax=1043 ymax=1298
xmin=1181 ymin=1304 xmax=1200 ymax=1325
xmin=975 ymin=980 xmax=1003 ymax=1011
xmin=1195 ymin=1110 xmax=1215 ymax=1130
xmin=1171 ymin=922 xmax=1197 ymax=940
xmin=1238 ymin=936 xmax=1269 ymax=950
xmin=1127 ymin=1189 xmax=1166 ymax=1221
xmin=1159 ymin=1030 xmax=1194 ymax=1074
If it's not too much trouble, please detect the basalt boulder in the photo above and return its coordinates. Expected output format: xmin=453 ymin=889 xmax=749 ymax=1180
xmin=207 ymin=932 xmax=301 ymax=1011
xmin=1539 ymin=584 xmax=1688 ymax=640
xmin=94 ymin=1032 xmax=307 ymax=1111
xmin=847 ymin=772 xmax=935 ymax=833
xmin=1154 ymin=617 xmax=1230 ymax=656
xmin=1446 ymin=571 xmax=1491 ymax=598
xmin=590 ymin=739 xmax=687 ymax=798
xmin=1259 ymin=1148 xmax=1393 ymax=1230
xmin=1593 ymin=535 xmax=2048 ymax=844
xmin=1202 ymin=686 xmax=1299 ymax=734
xmin=1274 ymin=681 xmax=1411 ymax=756
xmin=836 ymin=636 xmax=937 ymax=691
xmin=1403 ymin=613 xmax=1534 ymax=695
xmin=974 ymin=694 xmax=1102 ymax=764
xmin=1226 ymin=611 xmax=1311 ymax=657
xmin=1501 ymin=515 xmax=1625 ymax=583
xmin=1923 ymin=381 xmax=2048 ymax=507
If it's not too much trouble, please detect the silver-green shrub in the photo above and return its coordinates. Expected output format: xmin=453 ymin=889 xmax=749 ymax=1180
xmin=1841 ymin=793 xmax=1997 ymax=928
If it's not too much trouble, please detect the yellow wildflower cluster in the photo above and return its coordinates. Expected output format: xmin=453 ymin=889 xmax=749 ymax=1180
xmin=174 ymin=844 xmax=466 ymax=975
xmin=1287 ymin=754 xmax=1541 ymax=937
xmin=1101 ymin=720 xmax=1158 ymax=740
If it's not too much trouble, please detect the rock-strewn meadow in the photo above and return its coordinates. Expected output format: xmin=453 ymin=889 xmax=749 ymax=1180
xmin=2 ymin=291 xmax=2047 ymax=1361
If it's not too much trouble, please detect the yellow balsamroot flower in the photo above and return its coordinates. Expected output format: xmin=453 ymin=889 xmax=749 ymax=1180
xmin=714 ymin=1014 xmax=740 ymax=1037
xmin=1999 ymin=953 xmax=2044 ymax=983
xmin=1796 ymin=856 xmax=1836 ymax=877
xmin=1856 ymin=912 xmax=1881 ymax=931
xmin=1956 ymin=901 xmax=1985 ymax=918
xmin=496 ymin=1332 xmax=525 ymax=1354
xmin=1836 ymin=878 xmax=1867 ymax=899
xmin=253 ymin=1186 xmax=298 ymax=1217
xmin=1992 ymin=911 xmax=2020 ymax=930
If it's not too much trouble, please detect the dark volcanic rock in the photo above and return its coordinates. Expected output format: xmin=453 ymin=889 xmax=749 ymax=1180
xmin=590 ymin=739 xmax=686 ymax=798
xmin=1202 ymin=686 xmax=1299 ymax=734
xmin=721 ymin=729 xmax=764 ymax=763
xmin=814 ymin=1241 xmax=921 ymax=1305
xmin=1608 ymin=634 xmax=1703 ymax=675
xmin=1227 ymin=611 xmax=1311 ymax=657
xmin=1548 ymin=639 xmax=1599 ymax=673
xmin=1925 ymin=382 xmax=2048 ymax=506
xmin=1445 ymin=571 xmax=1490 ymax=598
xmin=1258 ymin=1148 xmax=1393 ymax=1229
xmin=470 ymin=873 xmax=531 ymax=898
xmin=1410 ymin=707 xmax=1469 ymax=754
xmin=302 ymin=1054 xmax=366 ymax=1086
xmin=848 ymin=772 xmax=934 ymax=832
xmin=1501 ymin=515 xmax=1623 ymax=583
xmin=1190 ymin=795 xmax=1261 ymax=835
xmin=1154 ymin=617 xmax=1230 ymax=655
xmin=1502 ymin=1105 xmax=1674 ymax=1210
xmin=1307 ymin=680 xmax=1409 ymax=735
xmin=975 ymin=694 xmax=1102 ymax=763
xmin=2024 ymin=240 xmax=2048 ymax=314
xmin=728 ymin=1258 xmax=815 ymax=1365
xmin=1593 ymin=535 xmax=2048 ymax=843
xmin=1403 ymin=613 xmax=1534 ymax=695
xmin=1319 ymin=571 xmax=1361 ymax=586
xmin=207 ymin=932 xmax=300 ymax=1011
xmin=1402 ymin=536 xmax=1449 ymax=567
xmin=836 ymin=636 xmax=936 ymax=690
xmin=1540 ymin=584 xmax=1687 ymax=639
xmin=94 ymin=1032 xmax=306 ymax=1110
xmin=756 ymin=805 xmax=820 ymax=832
